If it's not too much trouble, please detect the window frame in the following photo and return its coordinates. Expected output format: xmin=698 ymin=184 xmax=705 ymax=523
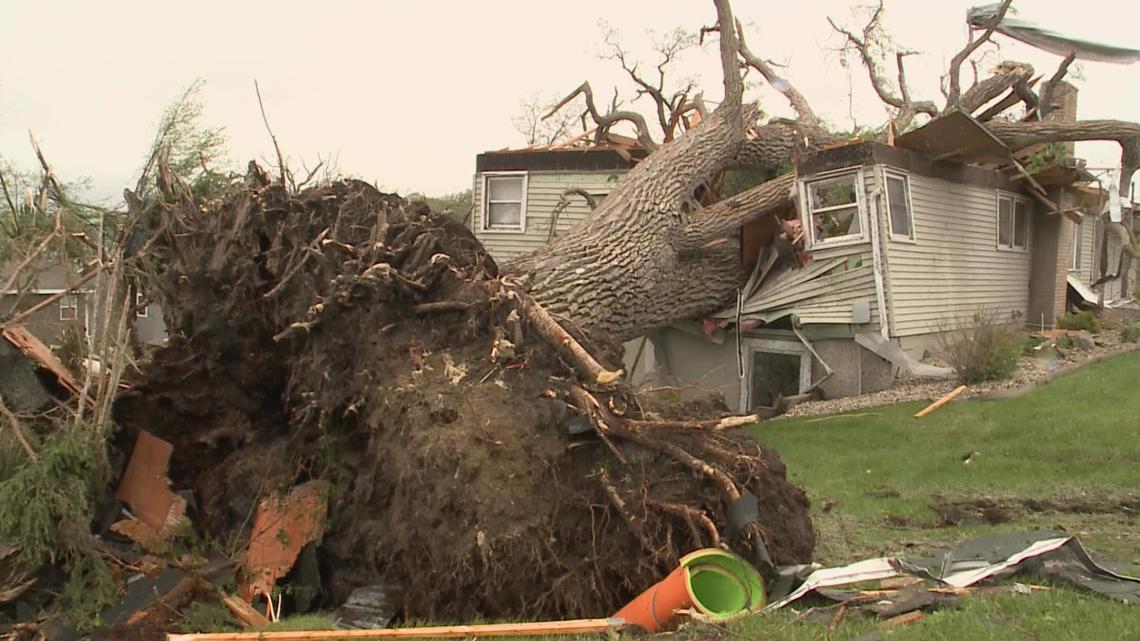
xmin=739 ymin=339 xmax=812 ymax=413
xmin=799 ymin=167 xmax=867 ymax=249
xmin=882 ymin=169 xmax=917 ymax=243
xmin=59 ymin=294 xmax=79 ymax=321
xmin=136 ymin=291 xmax=149 ymax=319
xmin=1071 ymin=217 xmax=1084 ymax=271
xmin=479 ymin=171 xmax=528 ymax=234
xmin=995 ymin=191 xmax=1031 ymax=252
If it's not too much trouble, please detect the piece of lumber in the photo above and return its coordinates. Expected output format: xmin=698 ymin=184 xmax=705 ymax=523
xmin=914 ymin=385 xmax=967 ymax=419
xmin=221 ymin=593 xmax=270 ymax=628
xmin=166 ymin=618 xmax=626 ymax=641
xmin=879 ymin=611 xmax=924 ymax=628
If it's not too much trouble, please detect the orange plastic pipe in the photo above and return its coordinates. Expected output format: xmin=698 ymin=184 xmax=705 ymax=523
xmin=613 ymin=564 xmax=691 ymax=632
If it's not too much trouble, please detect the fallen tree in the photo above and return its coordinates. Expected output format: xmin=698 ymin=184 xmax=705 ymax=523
xmin=512 ymin=0 xmax=1139 ymax=342
xmin=115 ymin=160 xmax=814 ymax=621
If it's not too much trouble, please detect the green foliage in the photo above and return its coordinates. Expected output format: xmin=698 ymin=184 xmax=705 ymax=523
xmin=0 ymin=428 xmax=116 ymax=628
xmin=176 ymin=601 xmax=241 ymax=634
xmin=1122 ymin=323 xmax=1140 ymax=343
xmin=938 ymin=311 xmax=1024 ymax=384
xmin=1057 ymin=311 xmax=1102 ymax=333
xmin=136 ymin=79 xmax=234 ymax=201
xmin=414 ymin=189 xmax=473 ymax=222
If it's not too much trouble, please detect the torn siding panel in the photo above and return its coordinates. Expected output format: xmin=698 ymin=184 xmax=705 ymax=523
xmin=883 ymin=172 xmax=1032 ymax=336
xmin=471 ymin=170 xmax=622 ymax=261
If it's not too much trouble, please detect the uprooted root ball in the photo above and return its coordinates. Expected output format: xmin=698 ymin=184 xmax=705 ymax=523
xmin=114 ymin=163 xmax=814 ymax=620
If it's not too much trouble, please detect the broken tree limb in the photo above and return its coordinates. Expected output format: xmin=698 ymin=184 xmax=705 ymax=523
xmin=544 ymin=82 xmax=658 ymax=152
xmin=914 ymin=385 xmax=967 ymax=419
xmin=945 ymin=0 xmax=1014 ymax=109
xmin=678 ymin=172 xmax=795 ymax=250
xmin=518 ymin=291 xmax=622 ymax=386
xmin=166 ymin=619 xmax=627 ymax=641
xmin=0 ymin=396 xmax=37 ymax=460
xmin=624 ymin=414 xmax=760 ymax=431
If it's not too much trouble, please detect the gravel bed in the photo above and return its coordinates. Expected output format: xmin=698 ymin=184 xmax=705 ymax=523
xmin=779 ymin=330 xmax=1140 ymax=419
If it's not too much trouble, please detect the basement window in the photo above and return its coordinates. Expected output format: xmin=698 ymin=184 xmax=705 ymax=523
xmin=997 ymin=193 xmax=1029 ymax=251
xmin=59 ymin=294 xmax=78 ymax=321
xmin=481 ymin=172 xmax=528 ymax=232
xmin=741 ymin=340 xmax=812 ymax=412
xmin=804 ymin=170 xmax=863 ymax=246
xmin=884 ymin=172 xmax=915 ymax=241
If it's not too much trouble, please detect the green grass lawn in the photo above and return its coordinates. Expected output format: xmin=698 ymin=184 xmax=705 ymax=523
xmin=742 ymin=349 xmax=1140 ymax=639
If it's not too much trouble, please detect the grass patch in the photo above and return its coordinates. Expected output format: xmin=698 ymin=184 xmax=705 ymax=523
xmin=742 ymin=350 xmax=1140 ymax=639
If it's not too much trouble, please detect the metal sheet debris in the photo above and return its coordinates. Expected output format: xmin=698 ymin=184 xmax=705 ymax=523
xmin=969 ymin=4 xmax=1140 ymax=64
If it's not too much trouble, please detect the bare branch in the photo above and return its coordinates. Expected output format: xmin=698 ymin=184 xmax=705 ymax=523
xmin=957 ymin=62 xmax=1034 ymax=115
xmin=945 ymin=0 xmax=1014 ymax=109
xmin=827 ymin=5 xmax=937 ymax=130
xmin=1038 ymin=52 xmax=1077 ymax=120
xmin=0 ymin=171 xmax=18 ymax=237
xmin=545 ymin=82 xmax=658 ymax=151
xmin=0 ymin=396 xmax=37 ymax=461
xmin=254 ymin=80 xmax=288 ymax=190
xmin=735 ymin=19 xmax=820 ymax=127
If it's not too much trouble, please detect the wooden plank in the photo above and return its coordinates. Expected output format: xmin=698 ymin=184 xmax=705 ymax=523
xmin=914 ymin=385 xmax=968 ymax=418
xmin=166 ymin=618 xmax=626 ymax=641
xmin=1 ymin=324 xmax=93 ymax=407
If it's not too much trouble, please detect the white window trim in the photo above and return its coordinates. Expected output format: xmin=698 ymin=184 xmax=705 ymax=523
xmin=995 ymin=191 xmax=1031 ymax=252
xmin=59 ymin=294 xmax=79 ymax=321
xmin=739 ymin=339 xmax=812 ymax=413
xmin=1071 ymin=218 xmax=1084 ymax=271
xmin=479 ymin=171 xmax=528 ymax=234
xmin=799 ymin=167 xmax=868 ymax=249
xmin=136 ymin=291 xmax=149 ymax=318
xmin=882 ymin=169 xmax=917 ymax=243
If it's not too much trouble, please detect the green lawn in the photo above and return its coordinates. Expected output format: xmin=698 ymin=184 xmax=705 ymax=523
xmin=741 ymin=349 xmax=1140 ymax=639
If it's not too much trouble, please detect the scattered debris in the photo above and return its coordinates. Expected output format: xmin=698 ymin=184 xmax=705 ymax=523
xmin=913 ymin=385 xmax=967 ymax=419
xmin=332 ymin=584 xmax=398 ymax=631
xmin=0 ymin=325 xmax=92 ymax=408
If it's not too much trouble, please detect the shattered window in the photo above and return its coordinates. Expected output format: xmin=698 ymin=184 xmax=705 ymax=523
xmin=997 ymin=194 xmax=1029 ymax=250
xmin=483 ymin=174 xmax=526 ymax=231
xmin=806 ymin=172 xmax=862 ymax=243
xmin=885 ymin=173 xmax=914 ymax=240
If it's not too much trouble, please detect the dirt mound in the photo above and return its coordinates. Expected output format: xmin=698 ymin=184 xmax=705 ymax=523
xmin=114 ymin=163 xmax=813 ymax=621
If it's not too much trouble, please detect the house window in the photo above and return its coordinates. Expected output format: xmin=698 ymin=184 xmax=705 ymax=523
xmin=884 ymin=172 xmax=914 ymax=240
xmin=136 ymin=291 xmax=149 ymax=318
xmin=997 ymin=193 xmax=1029 ymax=251
xmin=481 ymin=173 xmax=527 ymax=232
xmin=1071 ymin=219 xmax=1084 ymax=270
xmin=59 ymin=294 xmax=78 ymax=321
xmin=805 ymin=171 xmax=862 ymax=245
xmin=741 ymin=340 xmax=812 ymax=411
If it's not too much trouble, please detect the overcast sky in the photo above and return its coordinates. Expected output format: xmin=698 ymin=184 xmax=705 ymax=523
xmin=1 ymin=1 xmax=1138 ymax=204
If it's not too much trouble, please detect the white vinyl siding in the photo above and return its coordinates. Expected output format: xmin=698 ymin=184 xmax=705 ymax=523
xmin=471 ymin=170 xmax=622 ymax=260
xmin=883 ymin=172 xmax=1033 ymax=336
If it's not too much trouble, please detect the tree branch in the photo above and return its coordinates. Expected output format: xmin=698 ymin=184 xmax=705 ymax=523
xmin=678 ymin=172 xmax=795 ymax=252
xmin=254 ymin=80 xmax=288 ymax=190
xmin=1038 ymin=52 xmax=1077 ymax=120
xmin=544 ymin=82 xmax=658 ymax=151
xmin=735 ymin=19 xmax=821 ymax=127
xmin=945 ymin=0 xmax=1014 ymax=109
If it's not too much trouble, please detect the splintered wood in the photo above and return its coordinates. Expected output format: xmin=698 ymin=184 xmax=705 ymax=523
xmin=242 ymin=481 xmax=329 ymax=603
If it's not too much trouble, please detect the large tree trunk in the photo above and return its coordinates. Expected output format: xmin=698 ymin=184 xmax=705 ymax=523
xmin=507 ymin=0 xmax=803 ymax=342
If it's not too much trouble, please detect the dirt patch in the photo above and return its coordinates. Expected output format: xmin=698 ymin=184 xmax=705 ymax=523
xmin=113 ymin=166 xmax=814 ymax=622
xmin=931 ymin=494 xmax=1140 ymax=527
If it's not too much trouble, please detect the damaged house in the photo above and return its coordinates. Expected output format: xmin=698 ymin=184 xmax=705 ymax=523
xmin=472 ymin=86 xmax=1135 ymax=414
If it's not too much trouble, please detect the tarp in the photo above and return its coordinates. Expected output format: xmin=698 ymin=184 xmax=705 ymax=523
xmin=969 ymin=5 xmax=1140 ymax=64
